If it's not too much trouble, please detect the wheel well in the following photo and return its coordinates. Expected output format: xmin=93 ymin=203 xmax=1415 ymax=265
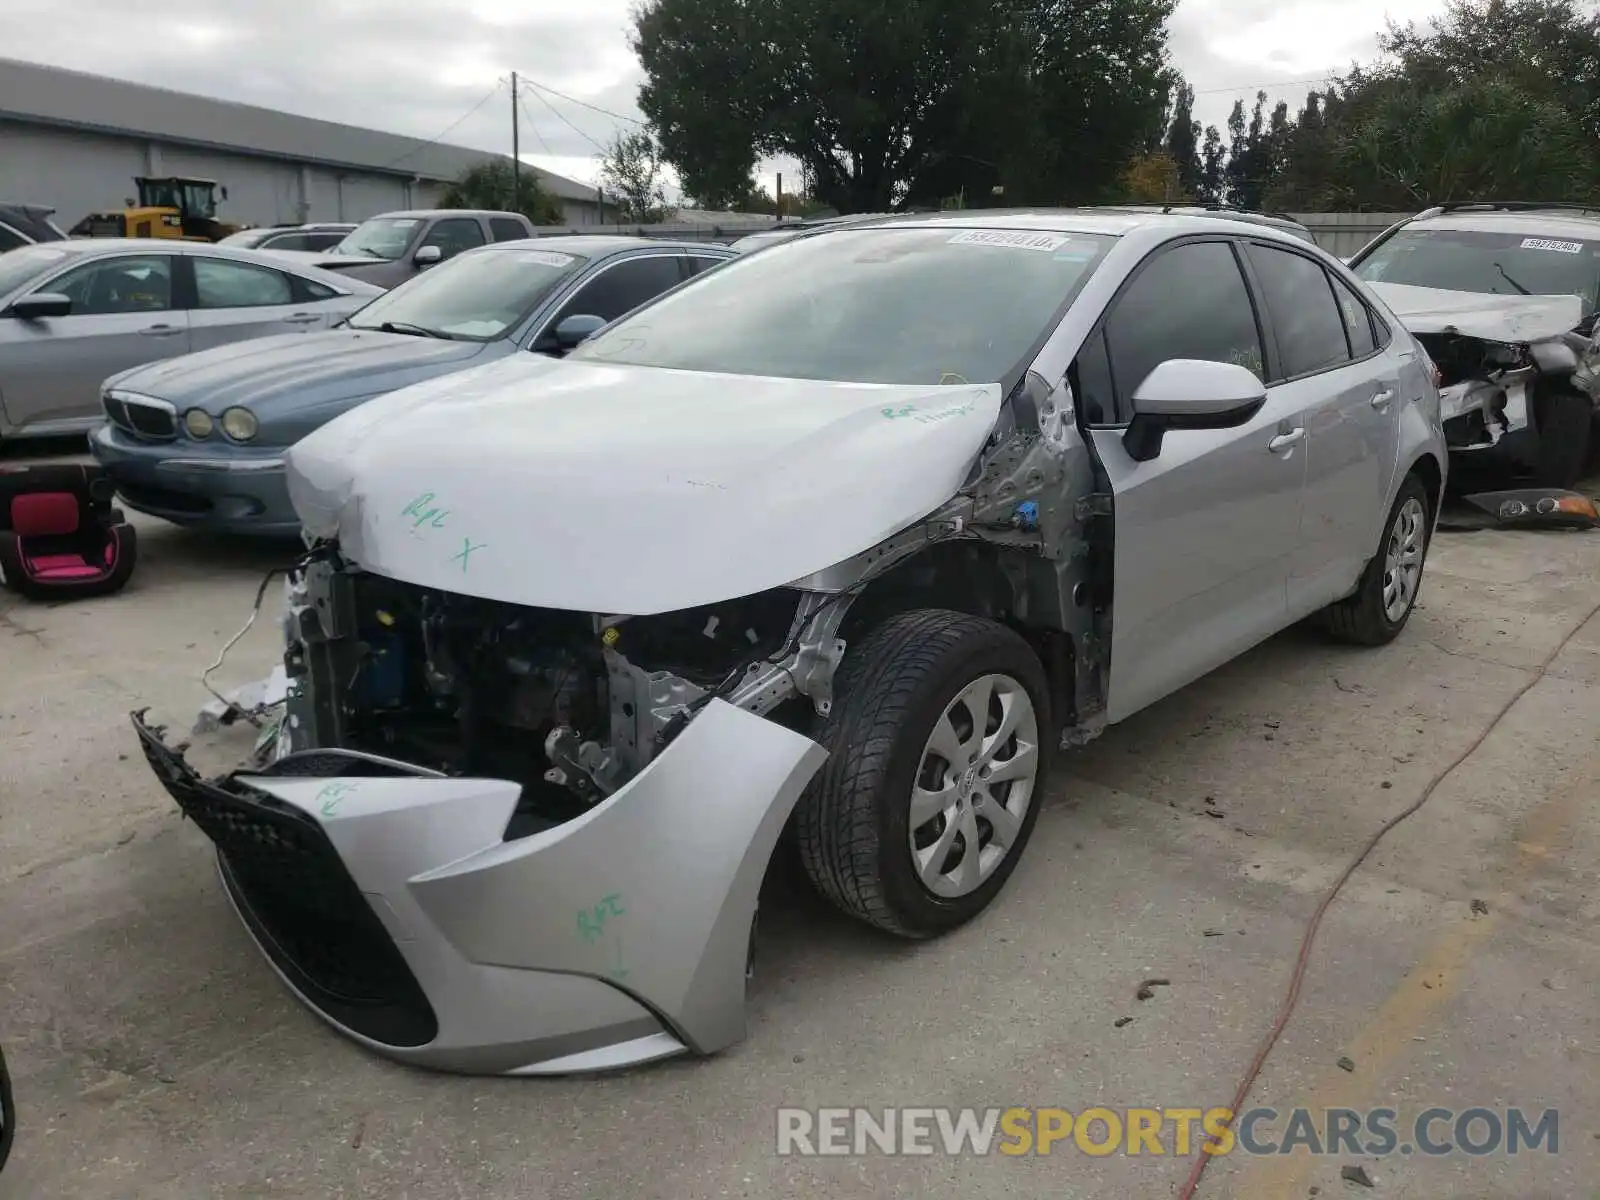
xmin=1408 ymin=452 xmax=1444 ymax=517
xmin=838 ymin=542 xmax=1025 ymax=640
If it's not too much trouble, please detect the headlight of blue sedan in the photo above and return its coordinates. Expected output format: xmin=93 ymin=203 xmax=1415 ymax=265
xmin=184 ymin=409 xmax=214 ymax=439
xmin=221 ymin=407 xmax=259 ymax=442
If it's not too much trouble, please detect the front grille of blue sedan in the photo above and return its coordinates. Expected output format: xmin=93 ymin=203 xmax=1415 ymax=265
xmin=104 ymin=394 xmax=177 ymax=441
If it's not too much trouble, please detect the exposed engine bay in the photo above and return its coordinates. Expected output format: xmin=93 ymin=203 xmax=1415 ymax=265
xmin=277 ymin=554 xmax=831 ymax=832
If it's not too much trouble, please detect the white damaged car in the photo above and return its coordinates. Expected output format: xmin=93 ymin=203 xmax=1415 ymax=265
xmin=133 ymin=210 xmax=1446 ymax=1074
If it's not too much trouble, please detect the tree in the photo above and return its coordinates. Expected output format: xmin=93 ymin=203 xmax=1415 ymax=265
xmin=438 ymin=160 xmax=563 ymax=225
xmin=1162 ymin=81 xmax=1202 ymax=199
xmin=1198 ymin=125 xmax=1225 ymax=204
xmin=1122 ymin=151 xmax=1186 ymax=203
xmin=633 ymin=0 xmax=1179 ymax=213
xmin=599 ymin=130 xmax=670 ymax=222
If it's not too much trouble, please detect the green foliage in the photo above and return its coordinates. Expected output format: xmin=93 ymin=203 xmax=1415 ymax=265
xmin=633 ymin=0 xmax=1178 ymax=213
xmin=438 ymin=160 xmax=564 ymax=225
xmin=598 ymin=130 xmax=671 ymax=223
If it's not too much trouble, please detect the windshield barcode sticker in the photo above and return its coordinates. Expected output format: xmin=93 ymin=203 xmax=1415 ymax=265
xmin=1521 ymin=237 xmax=1583 ymax=254
xmin=948 ymin=230 xmax=1069 ymax=252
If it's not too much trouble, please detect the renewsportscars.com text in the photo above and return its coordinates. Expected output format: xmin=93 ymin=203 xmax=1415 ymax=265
xmin=775 ymin=1106 xmax=1559 ymax=1158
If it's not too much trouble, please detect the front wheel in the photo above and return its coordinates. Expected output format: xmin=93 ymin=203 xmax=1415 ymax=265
xmin=1323 ymin=473 xmax=1432 ymax=646
xmin=793 ymin=610 xmax=1053 ymax=938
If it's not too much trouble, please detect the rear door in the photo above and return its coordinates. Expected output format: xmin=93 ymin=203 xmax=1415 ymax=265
xmin=1076 ymin=237 xmax=1306 ymax=722
xmin=183 ymin=255 xmax=328 ymax=351
xmin=0 ymin=252 xmax=188 ymax=431
xmin=1241 ymin=240 xmax=1399 ymax=613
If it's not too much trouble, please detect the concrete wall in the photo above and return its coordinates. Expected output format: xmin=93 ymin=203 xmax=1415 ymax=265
xmin=1293 ymin=212 xmax=1412 ymax=257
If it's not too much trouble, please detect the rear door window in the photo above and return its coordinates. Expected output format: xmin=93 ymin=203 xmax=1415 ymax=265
xmin=1331 ymin=275 xmax=1378 ymax=359
xmin=489 ymin=217 xmax=529 ymax=243
xmin=1245 ymin=242 xmax=1351 ymax=378
xmin=193 ymin=258 xmax=295 ymax=308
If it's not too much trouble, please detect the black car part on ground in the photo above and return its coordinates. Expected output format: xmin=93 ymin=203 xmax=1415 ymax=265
xmin=1438 ymin=488 xmax=1600 ymax=532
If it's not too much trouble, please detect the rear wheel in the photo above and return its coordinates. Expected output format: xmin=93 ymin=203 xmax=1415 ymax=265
xmin=1324 ymin=473 xmax=1432 ymax=646
xmin=794 ymin=609 xmax=1052 ymax=938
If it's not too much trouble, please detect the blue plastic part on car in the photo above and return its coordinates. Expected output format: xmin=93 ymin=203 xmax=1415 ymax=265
xmin=359 ymin=631 xmax=407 ymax=708
xmin=1015 ymin=501 xmax=1040 ymax=531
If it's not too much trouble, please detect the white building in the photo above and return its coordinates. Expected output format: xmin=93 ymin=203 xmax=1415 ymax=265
xmin=0 ymin=56 xmax=604 ymax=230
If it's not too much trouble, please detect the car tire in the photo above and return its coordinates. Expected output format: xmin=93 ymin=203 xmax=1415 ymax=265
xmin=1323 ymin=472 xmax=1432 ymax=647
xmin=793 ymin=609 xmax=1052 ymax=939
xmin=1531 ymin=389 xmax=1591 ymax=490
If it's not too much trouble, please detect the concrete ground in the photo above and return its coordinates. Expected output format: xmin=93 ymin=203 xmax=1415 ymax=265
xmin=2 ymin=442 xmax=1598 ymax=1199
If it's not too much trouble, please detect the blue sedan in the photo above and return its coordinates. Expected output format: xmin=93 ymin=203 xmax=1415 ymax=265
xmin=88 ymin=236 xmax=735 ymax=536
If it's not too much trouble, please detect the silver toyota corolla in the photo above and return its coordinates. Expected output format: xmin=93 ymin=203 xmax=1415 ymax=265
xmin=0 ymin=239 xmax=381 ymax=443
xmin=133 ymin=209 xmax=1446 ymax=1076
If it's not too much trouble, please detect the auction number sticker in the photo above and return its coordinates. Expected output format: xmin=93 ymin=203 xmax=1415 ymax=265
xmin=516 ymin=250 xmax=576 ymax=268
xmin=1521 ymin=237 xmax=1584 ymax=254
xmin=948 ymin=230 xmax=1069 ymax=252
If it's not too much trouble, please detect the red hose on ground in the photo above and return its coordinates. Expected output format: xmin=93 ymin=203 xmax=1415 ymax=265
xmin=1176 ymin=593 xmax=1600 ymax=1200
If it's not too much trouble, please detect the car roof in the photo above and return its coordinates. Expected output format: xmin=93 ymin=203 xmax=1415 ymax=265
xmin=1399 ymin=205 xmax=1600 ymax=240
xmin=363 ymin=209 xmax=526 ymax=221
xmin=816 ymin=207 xmax=1317 ymax=244
xmin=478 ymin=235 xmax=734 ymax=257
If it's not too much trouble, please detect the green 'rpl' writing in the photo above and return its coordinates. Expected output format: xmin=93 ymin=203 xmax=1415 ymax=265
xmin=316 ymin=781 xmax=360 ymax=816
xmin=401 ymin=492 xmax=449 ymax=529
xmin=577 ymin=893 xmax=626 ymax=943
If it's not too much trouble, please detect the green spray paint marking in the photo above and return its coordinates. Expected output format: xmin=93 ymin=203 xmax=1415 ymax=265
xmin=400 ymin=492 xmax=450 ymax=529
xmin=608 ymin=938 xmax=629 ymax=982
xmin=316 ymin=781 xmax=360 ymax=817
xmin=882 ymin=401 xmax=976 ymax=425
xmin=577 ymin=893 xmax=626 ymax=944
xmin=451 ymin=537 xmax=487 ymax=573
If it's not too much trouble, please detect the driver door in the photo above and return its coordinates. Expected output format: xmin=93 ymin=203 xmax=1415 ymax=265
xmin=1076 ymin=237 xmax=1307 ymax=722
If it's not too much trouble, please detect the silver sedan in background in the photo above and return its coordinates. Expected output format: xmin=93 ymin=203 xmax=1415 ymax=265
xmin=0 ymin=239 xmax=381 ymax=443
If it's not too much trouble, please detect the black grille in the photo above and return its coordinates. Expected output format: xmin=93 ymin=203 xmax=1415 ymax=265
xmin=105 ymin=395 xmax=176 ymax=440
xmin=132 ymin=715 xmax=439 ymax=1048
xmin=112 ymin=481 xmax=212 ymax=515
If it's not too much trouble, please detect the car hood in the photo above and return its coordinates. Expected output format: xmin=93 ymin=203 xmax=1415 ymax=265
xmin=106 ymin=330 xmax=490 ymax=412
xmin=1368 ymin=282 xmax=1583 ymax=343
xmin=286 ymin=354 xmax=1003 ymax=614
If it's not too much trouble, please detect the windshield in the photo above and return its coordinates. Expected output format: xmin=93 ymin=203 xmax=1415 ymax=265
xmin=572 ymin=226 xmax=1115 ymax=384
xmin=0 ymin=245 xmax=73 ymax=299
xmin=346 ymin=245 xmax=587 ymax=340
xmin=1354 ymin=228 xmax=1600 ymax=316
xmin=334 ymin=217 xmax=423 ymax=260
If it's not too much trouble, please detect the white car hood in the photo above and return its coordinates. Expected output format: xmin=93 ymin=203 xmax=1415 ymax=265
xmin=286 ymin=353 xmax=1002 ymax=614
xmin=1368 ymin=282 xmax=1582 ymax=342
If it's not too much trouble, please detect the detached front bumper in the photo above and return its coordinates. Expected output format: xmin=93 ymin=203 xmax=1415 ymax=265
xmin=90 ymin=422 xmax=300 ymax=536
xmin=133 ymin=698 xmax=827 ymax=1075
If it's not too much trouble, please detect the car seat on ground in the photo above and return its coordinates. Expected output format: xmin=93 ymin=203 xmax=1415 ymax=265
xmin=0 ymin=463 xmax=138 ymax=600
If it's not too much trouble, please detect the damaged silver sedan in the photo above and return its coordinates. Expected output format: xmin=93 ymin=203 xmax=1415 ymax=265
xmin=1351 ymin=204 xmax=1600 ymax=487
xmin=133 ymin=210 xmax=1446 ymax=1075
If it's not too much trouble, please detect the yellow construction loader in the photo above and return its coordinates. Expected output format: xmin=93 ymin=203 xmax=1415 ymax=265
xmin=69 ymin=177 xmax=242 ymax=242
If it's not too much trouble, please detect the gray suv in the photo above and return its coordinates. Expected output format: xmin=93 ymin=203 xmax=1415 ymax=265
xmin=288 ymin=209 xmax=541 ymax=290
xmin=1349 ymin=202 xmax=1600 ymax=487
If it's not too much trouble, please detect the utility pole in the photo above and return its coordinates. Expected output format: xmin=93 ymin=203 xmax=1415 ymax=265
xmin=510 ymin=71 xmax=521 ymax=212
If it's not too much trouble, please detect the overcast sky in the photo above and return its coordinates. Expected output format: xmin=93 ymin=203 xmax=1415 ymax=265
xmin=5 ymin=0 xmax=1448 ymax=203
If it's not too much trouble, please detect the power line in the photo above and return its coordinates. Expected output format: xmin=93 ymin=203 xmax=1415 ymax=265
xmin=1193 ymin=74 xmax=1338 ymax=96
xmin=517 ymin=96 xmax=554 ymax=156
xmin=378 ymin=82 xmax=504 ymax=168
xmin=522 ymin=83 xmax=610 ymax=154
xmin=517 ymin=74 xmax=645 ymax=127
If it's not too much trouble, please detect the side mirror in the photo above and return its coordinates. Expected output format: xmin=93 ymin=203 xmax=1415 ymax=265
xmin=413 ymin=244 xmax=443 ymax=267
xmin=7 ymin=292 xmax=72 ymax=320
xmin=553 ymin=313 xmax=606 ymax=351
xmin=1123 ymin=358 xmax=1267 ymax=463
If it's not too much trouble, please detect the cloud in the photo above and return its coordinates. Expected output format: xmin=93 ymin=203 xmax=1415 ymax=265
xmin=4 ymin=0 xmax=1451 ymax=196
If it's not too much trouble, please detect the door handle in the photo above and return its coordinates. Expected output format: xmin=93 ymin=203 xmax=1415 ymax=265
xmin=1371 ymin=389 xmax=1395 ymax=410
xmin=1268 ymin=428 xmax=1306 ymax=454
xmin=282 ymin=313 xmax=322 ymax=324
xmin=138 ymin=324 xmax=183 ymax=337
